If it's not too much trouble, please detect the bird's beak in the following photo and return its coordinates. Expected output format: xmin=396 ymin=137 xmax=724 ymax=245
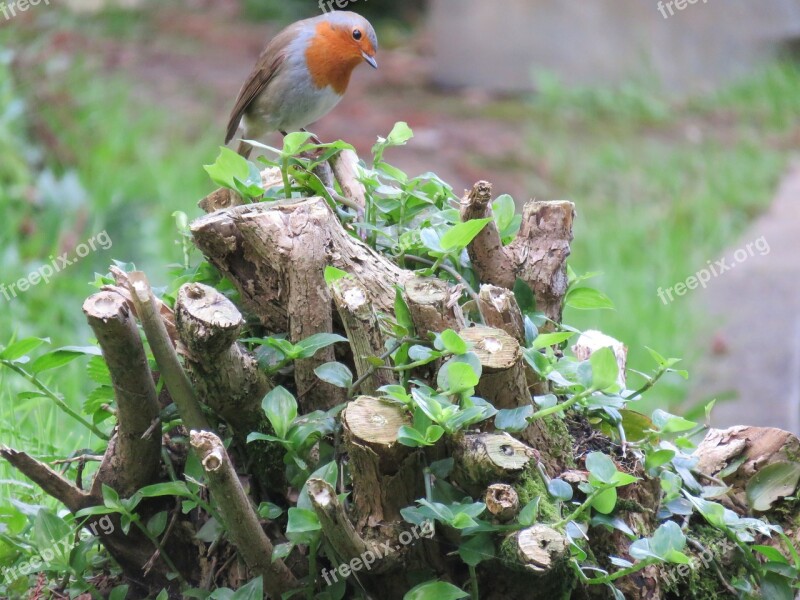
xmin=362 ymin=52 xmax=378 ymax=69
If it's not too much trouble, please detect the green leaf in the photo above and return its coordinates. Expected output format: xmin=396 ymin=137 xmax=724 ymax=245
xmin=439 ymin=330 xmax=468 ymax=355
xmin=753 ymin=545 xmax=789 ymax=564
xmin=386 ymin=122 xmax=414 ymax=146
xmin=30 ymin=347 xmax=94 ymax=373
xmin=451 ymin=512 xmax=478 ymax=529
xmin=398 ymin=425 xmax=430 ymax=448
xmin=645 ymin=449 xmax=676 ymax=472
xmin=0 ymin=337 xmax=49 ymax=360
xmin=204 ymin=147 xmax=251 ymax=190
xmin=395 ymin=287 xmax=414 ymax=331
xmin=286 ymin=508 xmax=321 ymax=534
xmin=272 ymin=542 xmax=294 ymax=563
xmin=531 ymin=331 xmax=575 ymax=350
xmin=324 ymin=266 xmax=349 ymax=285
xmin=138 ymin=481 xmax=193 ymax=499
xmin=32 ymin=509 xmax=70 ymax=561
xmin=109 ymin=586 xmax=130 ymax=600
xmin=258 ymin=502 xmax=284 ymax=520
xmin=314 ymin=362 xmax=353 ymax=389
xmin=147 ymin=511 xmax=168 ymax=537
xmin=590 ymin=487 xmax=618 ymax=514
xmin=547 ymin=479 xmax=574 ymax=501
xmin=649 ymin=521 xmax=687 ymax=561
xmin=565 ymin=287 xmax=614 ymax=311
xmin=746 ymin=462 xmax=800 ymax=512
xmin=495 ymin=405 xmax=534 ymax=433
xmin=589 ymin=347 xmax=619 ymax=391
xmin=282 ymin=131 xmax=314 ymax=156
xmin=585 ymin=452 xmax=618 ymax=484
xmin=294 ymin=334 xmax=348 ymax=359
xmin=458 ymin=532 xmax=494 ymax=567
xmin=759 ymin=573 xmax=794 ymax=600
xmin=518 ymin=497 xmax=540 ymax=527
xmin=404 ymin=581 xmax=468 ymax=600
xmin=261 ymin=386 xmax=298 ymax=440
xmin=230 ymin=577 xmax=263 ymax=600
xmin=651 ymin=409 xmax=697 ymax=434
xmin=440 ymin=218 xmax=492 ymax=251
xmin=440 ymin=361 xmax=480 ymax=394
xmin=492 ymin=194 xmax=521 ymax=243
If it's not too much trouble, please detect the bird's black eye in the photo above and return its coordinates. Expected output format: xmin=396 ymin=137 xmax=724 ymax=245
xmin=352 ymin=29 xmax=362 ymax=41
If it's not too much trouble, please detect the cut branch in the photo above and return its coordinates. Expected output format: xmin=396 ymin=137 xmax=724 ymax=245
xmin=330 ymin=278 xmax=393 ymax=396
xmin=0 ymin=447 xmax=90 ymax=512
xmin=174 ymin=282 xmax=270 ymax=434
xmin=307 ymin=478 xmax=400 ymax=574
xmin=342 ymin=397 xmax=423 ymax=530
xmin=478 ymin=285 xmax=525 ymax=344
xmin=190 ymin=430 xmax=297 ymax=597
xmin=404 ymin=277 xmax=466 ymax=339
xmin=460 ymin=181 xmax=574 ymax=325
xmin=129 ymin=272 xmax=210 ymax=431
xmin=83 ymin=291 xmax=161 ymax=498
xmin=191 ymin=198 xmax=413 ymax=411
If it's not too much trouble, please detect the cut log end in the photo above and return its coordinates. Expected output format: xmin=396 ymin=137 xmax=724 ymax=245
xmin=175 ymin=282 xmax=244 ymax=358
xmin=485 ymin=483 xmax=520 ymax=522
xmin=343 ymin=396 xmax=409 ymax=448
xmin=460 ymin=326 xmax=521 ymax=372
xmin=512 ymin=525 xmax=568 ymax=573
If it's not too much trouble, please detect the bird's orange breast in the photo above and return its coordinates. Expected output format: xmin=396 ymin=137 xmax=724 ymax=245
xmin=305 ymin=21 xmax=364 ymax=95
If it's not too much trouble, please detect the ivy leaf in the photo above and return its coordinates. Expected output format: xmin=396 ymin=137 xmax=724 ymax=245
xmin=565 ymin=287 xmax=614 ymax=311
xmin=314 ymin=362 xmax=353 ymax=389
xmin=261 ymin=386 xmax=298 ymax=440
xmin=440 ymin=218 xmax=492 ymax=252
xmin=585 ymin=452 xmax=618 ymax=485
xmin=293 ymin=334 xmax=348 ymax=360
xmin=518 ymin=497 xmax=540 ymax=527
xmin=589 ymin=347 xmax=619 ymax=392
xmin=439 ymin=329 xmax=468 ymax=355
xmin=404 ymin=581 xmax=468 ymax=600
xmin=495 ymin=405 xmax=533 ymax=433
xmin=324 ymin=266 xmax=349 ymax=285
xmin=590 ymin=487 xmax=618 ymax=514
xmin=458 ymin=532 xmax=495 ymax=567
xmin=548 ymin=479 xmax=574 ymax=501
xmin=286 ymin=508 xmax=321 ymax=534
xmin=746 ymin=462 xmax=800 ymax=512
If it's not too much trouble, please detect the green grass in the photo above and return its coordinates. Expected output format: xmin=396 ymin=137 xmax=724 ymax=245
xmin=0 ymin=42 xmax=219 ymax=517
xmin=524 ymin=64 xmax=798 ymax=410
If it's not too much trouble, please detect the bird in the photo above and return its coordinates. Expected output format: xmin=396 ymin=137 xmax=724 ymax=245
xmin=225 ymin=11 xmax=379 ymax=158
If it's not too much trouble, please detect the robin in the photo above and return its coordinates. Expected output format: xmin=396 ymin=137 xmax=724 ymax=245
xmin=226 ymin=11 xmax=379 ymax=158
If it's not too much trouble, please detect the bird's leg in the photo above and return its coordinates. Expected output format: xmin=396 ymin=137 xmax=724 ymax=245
xmin=301 ymin=128 xmax=323 ymax=146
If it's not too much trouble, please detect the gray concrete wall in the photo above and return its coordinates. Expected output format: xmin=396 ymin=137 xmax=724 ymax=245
xmin=429 ymin=0 xmax=800 ymax=94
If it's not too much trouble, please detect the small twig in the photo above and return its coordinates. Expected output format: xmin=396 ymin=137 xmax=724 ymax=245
xmin=129 ymin=272 xmax=210 ymax=431
xmin=141 ymin=417 xmax=161 ymax=440
xmin=404 ymin=255 xmax=485 ymax=324
xmin=52 ymin=454 xmax=103 ymax=466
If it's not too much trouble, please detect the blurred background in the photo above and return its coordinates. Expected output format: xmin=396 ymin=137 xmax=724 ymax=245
xmin=1 ymin=0 xmax=799 ymax=509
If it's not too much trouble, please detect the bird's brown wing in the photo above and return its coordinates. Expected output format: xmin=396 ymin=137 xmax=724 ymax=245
xmin=225 ymin=26 xmax=298 ymax=144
